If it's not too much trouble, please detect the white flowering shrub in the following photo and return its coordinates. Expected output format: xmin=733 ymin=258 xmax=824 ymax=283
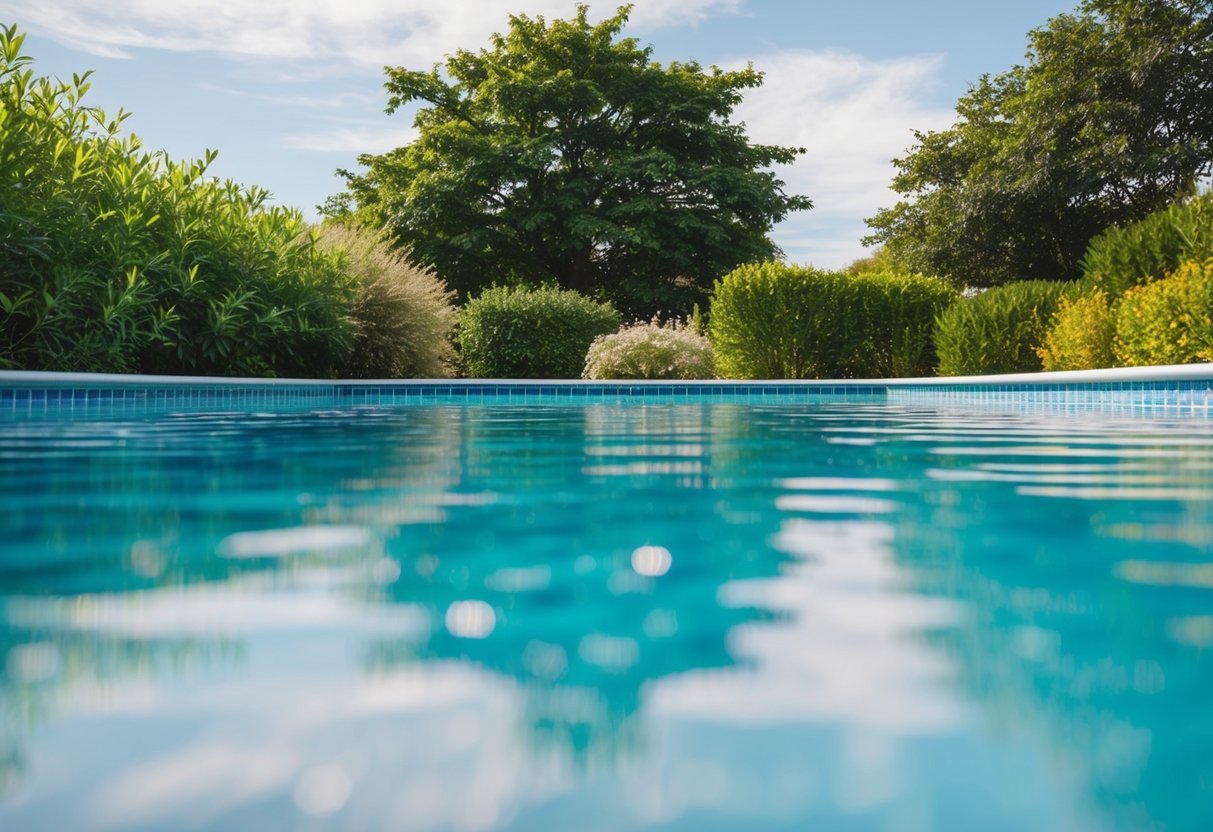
xmin=582 ymin=318 xmax=715 ymax=380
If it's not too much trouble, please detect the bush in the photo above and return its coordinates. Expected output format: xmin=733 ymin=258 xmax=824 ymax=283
xmin=582 ymin=318 xmax=715 ymax=379
xmin=708 ymin=262 xmax=958 ymax=379
xmin=934 ymin=281 xmax=1073 ymax=376
xmin=1114 ymin=259 xmax=1213 ymax=367
xmin=1080 ymin=192 xmax=1213 ymax=297
xmin=459 ymin=286 xmax=620 ymax=378
xmin=1037 ymin=290 xmax=1118 ymax=371
xmin=855 ymin=270 xmax=960 ymax=377
xmin=315 ymin=223 xmax=457 ymax=378
xmin=0 ymin=25 xmax=355 ymax=377
xmin=845 ymin=247 xmax=900 ymax=276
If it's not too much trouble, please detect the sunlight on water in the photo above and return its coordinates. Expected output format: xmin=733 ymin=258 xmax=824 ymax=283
xmin=1 ymin=400 xmax=1212 ymax=830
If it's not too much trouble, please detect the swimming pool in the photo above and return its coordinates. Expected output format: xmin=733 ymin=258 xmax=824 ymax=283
xmin=2 ymin=369 xmax=1212 ymax=831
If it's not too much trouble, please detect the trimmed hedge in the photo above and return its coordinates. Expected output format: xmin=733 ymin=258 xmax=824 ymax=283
xmin=858 ymin=270 xmax=961 ymax=377
xmin=1080 ymin=192 xmax=1213 ymax=297
xmin=708 ymin=262 xmax=957 ymax=379
xmin=582 ymin=318 xmax=714 ymax=379
xmin=934 ymin=281 xmax=1073 ymax=376
xmin=459 ymin=285 xmax=620 ymax=378
xmin=1114 ymin=259 xmax=1213 ymax=367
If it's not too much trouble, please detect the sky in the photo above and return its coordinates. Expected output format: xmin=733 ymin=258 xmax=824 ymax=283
xmin=0 ymin=0 xmax=1080 ymax=268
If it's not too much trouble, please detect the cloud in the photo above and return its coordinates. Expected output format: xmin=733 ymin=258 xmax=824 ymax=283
xmin=282 ymin=124 xmax=420 ymax=154
xmin=198 ymin=83 xmax=382 ymax=111
xmin=728 ymin=50 xmax=956 ymax=267
xmin=7 ymin=0 xmax=743 ymax=67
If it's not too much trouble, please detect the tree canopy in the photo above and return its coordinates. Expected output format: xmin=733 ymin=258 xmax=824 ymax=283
xmin=864 ymin=0 xmax=1213 ymax=288
xmin=329 ymin=4 xmax=811 ymax=317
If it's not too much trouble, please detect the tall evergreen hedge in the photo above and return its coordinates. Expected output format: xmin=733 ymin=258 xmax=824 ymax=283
xmin=709 ymin=262 xmax=957 ymax=379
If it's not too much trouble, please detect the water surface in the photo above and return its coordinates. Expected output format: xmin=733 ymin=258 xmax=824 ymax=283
xmin=1 ymin=399 xmax=1211 ymax=831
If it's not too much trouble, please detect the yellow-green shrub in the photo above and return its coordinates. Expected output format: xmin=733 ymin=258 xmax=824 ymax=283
xmin=934 ymin=281 xmax=1073 ymax=376
xmin=859 ymin=270 xmax=960 ymax=377
xmin=1114 ymin=260 xmax=1213 ymax=366
xmin=1037 ymin=290 xmax=1117 ymax=371
xmin=708 ymin=262 xmax=957 ymax=379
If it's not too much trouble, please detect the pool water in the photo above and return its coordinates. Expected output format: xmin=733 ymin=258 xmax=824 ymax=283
xmin=1 ymin=398 xmax=1212 ymax=831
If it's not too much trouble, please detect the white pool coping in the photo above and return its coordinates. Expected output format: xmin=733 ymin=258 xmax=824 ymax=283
xmin=2 ymin=363 xmax=1213 ymax=387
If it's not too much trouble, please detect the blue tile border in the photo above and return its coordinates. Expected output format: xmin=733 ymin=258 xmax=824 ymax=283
xmin=2 ymin=366 xmax=1213 ymax=419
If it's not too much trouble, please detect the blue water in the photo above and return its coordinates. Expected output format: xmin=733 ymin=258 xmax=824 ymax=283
xmin=1 ymin=398 xmax=1212 ymax=831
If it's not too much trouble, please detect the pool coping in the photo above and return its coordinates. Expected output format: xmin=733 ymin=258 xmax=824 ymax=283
xmin=4 ymin=365 xmax=1213 ymax=418
xmin=3 ymin=363 xmax=1213 ymax=388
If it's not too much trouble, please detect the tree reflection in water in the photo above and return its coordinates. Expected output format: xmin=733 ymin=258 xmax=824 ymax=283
xmin=360 ymin=404 xmax=789 ymax=767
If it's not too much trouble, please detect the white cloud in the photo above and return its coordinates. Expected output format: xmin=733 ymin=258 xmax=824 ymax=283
xmin=7 ymin=0 xmax=742 ymax=67
xmin=283 ymin=124 xmax=420 ymax=154
xmin=198 ymin=83 xmax=381 ymax=111
xmin=729 ymin=50 xmax=956 ymax=267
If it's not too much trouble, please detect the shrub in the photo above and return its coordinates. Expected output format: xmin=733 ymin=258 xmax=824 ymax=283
xmin=845 ymin=246 xmax=900 ymax=276
xmin=582 ymin=318 xmax=715 ymax=379
xmin=459 ymin=286 xmax=620 ymax=378
xmin=856 ymin=271 xmax=960 ymax=377
xmin=709 ymin=262 xmax=957 ymax=379
xmin=315 ymin=223 xmax=457 ymax=378
xmin=1037 ymin=290 xmax=1118 ymax=371
xmin=934 ymin=281 xmax=1073 ymax=376
xmin=1080 ymin=192 xmax=1213 ymax=297
xmin=1114 ymin=259 xmax=1213 ymax=367
xmin=710 ymin=263 xmax=856 ymax=379
xmin=0 ymin=25 xmax=356 ymax=377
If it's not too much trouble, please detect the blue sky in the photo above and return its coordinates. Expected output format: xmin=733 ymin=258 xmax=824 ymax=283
xmin=2 ymin=0 xmax=1077 ymax=268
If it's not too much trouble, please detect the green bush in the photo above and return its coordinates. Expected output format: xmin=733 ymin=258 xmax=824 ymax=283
xmin=1114 ymin=259 xmax=1213 ymax=367
xmin=1037 ymin=290 xmax=1118 ymax=371
xmin=1080 ymin=192 xmax=1213 ymax=297
xmin=459 ymin=286 xmax=620 ymax=378
xmin=0 ymin=25 xmax=356 ymax=377
xmin=708 ymin=262 xmax=958 ymax=379
xmin=582 ymin=318 xmax=715 ymax=379
xmin=934 ymin=281 xmax=1073 ymax=376
xmin=855 ymin=271 xmax=960 ymax=377
xmin=315 ymin=223 xmax=457 ymax=378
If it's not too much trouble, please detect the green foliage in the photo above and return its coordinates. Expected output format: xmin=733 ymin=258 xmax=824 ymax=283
xmin=709 ymin=263 xmax=853 ymax=379
xmin=582 ymin=318 xmax=714 ymax=379
xmin=0 ymin=25 xmax=355 ymax=376
xmin=934 ymin=281 xmax=1073 ymax=376
xmin=865 ymin=0 xmax=1213 ymax=287
xmin=1037 ymin=191 xmax=1213 ymax=372
xmin=708 ymin=262 xmax=958 ymax=379
xmin=1037 ymin=290 xmax=1118 ymax=371
xmin=854 ymin=270 xmax=961 ymax=378
xmin=845 ymin=247 xmax=900 ymax=276
xmin=1080 ymin=192 xmax=1213 ymax=296
xmin=1114 ymin=260 xmax=1213 ymax=366
xmin=331 ymin=4 xmax=810 ymax=319
xmin=459 ymin=285 xmax=620 ymax=378
xmin=315 ymin=223 xmax=457 ymax=378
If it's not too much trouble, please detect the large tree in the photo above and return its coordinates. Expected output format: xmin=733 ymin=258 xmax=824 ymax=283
xmin=864 ymin=0 xmax=1213 ymax=287
xmin=330 ymin=4 xmax=811 ymax=317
